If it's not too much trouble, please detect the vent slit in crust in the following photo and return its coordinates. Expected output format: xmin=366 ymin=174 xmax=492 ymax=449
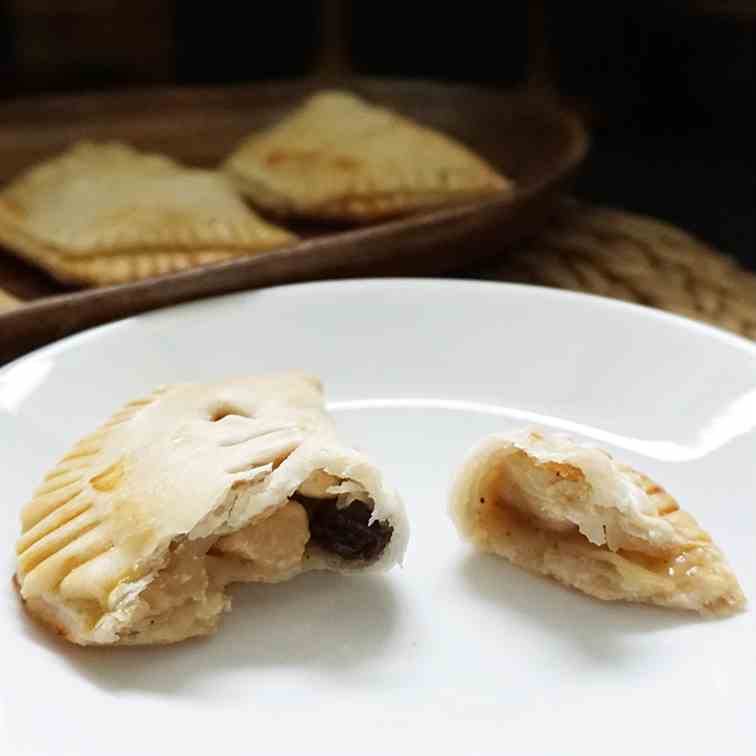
xmin=21 ymin=485 xmax=85 ymax=531
xmin=17 ymin=499 xmax=93 ymax=553
xmin=34 ymin=473 xmax=84 ymax=496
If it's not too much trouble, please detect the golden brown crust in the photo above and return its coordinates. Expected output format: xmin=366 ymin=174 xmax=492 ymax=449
xmin=225 ymin=90 xmax=512 ymax=223
xmin=0 ymin=142 xmax=296 ymax=286
xmin=41 ymin=249 xmax=243 ymax=286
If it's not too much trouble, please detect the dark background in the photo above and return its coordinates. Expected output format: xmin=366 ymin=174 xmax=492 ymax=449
xmin=0 ymin=1 xmax=753 ymax=269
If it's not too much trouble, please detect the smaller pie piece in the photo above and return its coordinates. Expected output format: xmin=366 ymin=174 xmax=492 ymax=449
xmin=450 ymin=428 xmax=745 ymax=615
xmin=224 ymin=90 xmax=512 ymax=222
xmin=0 ymin=142 xmax=296 ymax=286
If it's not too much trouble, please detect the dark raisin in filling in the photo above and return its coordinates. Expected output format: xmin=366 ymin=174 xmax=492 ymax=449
xmin=294 ymin=495 xmax=393 ymax=562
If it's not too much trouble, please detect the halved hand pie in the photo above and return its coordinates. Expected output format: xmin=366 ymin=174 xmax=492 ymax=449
xmin=450 ymin=428 xmax=745 ymax=615
xmin=0 ymin=141 xmax=296 ymax=286
xmin=15 ymin=372 xmax=408 ymax=645
xmin=224 ymin=90 xmax=512 ymax=222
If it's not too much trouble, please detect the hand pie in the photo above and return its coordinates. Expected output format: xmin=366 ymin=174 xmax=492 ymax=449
xmin=0 ymin=141 xmax=296 ymax=286
xmin=15 ymin=372 xmax=409 ymax=645
xmin=450 ymin=428 xmax=745 ymax=615
xmin=224 ymin=90 xmax=512 ymax=222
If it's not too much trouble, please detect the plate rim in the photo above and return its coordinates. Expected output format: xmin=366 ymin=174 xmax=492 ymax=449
xmin=2 ymin=278 xmax=754 ymax=380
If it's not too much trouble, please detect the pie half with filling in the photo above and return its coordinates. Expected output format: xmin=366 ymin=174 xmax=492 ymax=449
xmin=450 ymin=428 xmax=745 ymax=615
xmin=15 ymin=372 xmax=409 ymax=645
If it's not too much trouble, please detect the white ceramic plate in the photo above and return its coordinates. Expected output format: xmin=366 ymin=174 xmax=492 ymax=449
xmin=2 ymin=280 xmax=754 ymax=756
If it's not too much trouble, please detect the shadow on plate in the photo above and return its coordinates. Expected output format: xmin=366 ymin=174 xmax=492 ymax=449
xmin=458 ymin=551 xmax=708 ymax=664
xmin=19 ymin=572 xmax=400 ymax=695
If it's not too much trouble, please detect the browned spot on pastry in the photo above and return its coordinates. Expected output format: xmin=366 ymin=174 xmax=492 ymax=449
xmin=264 ymin=149 xmax=359 ymax=173
xmin=91 ymin=460 xmax=125 ymax=492
xmin=265 ymin=149 xmax=320 ymax=166
xmin=331 ymin=156 xmax=360 ymax=171
xmin=658 ymin=502 xmax=679 ymax=516
xmin=294 ymin=495 xmax=393 ymax=561
xmin=542 ymin=462 xmax=584 ymax=482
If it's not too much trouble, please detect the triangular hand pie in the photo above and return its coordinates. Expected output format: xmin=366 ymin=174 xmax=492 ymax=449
xmin=224 ymin=90 xmax=512 ymax=222
xmin=0 ymin=142 xmax=296 ymax=285
xmin=15 ymin=372 xmax=409 ymax=645
xmin=450 ymin=428 xmax=745 ymax=615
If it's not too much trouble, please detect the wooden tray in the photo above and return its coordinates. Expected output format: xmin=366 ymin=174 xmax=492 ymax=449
xmin=0 ymin=78 xmax=588 ymax=363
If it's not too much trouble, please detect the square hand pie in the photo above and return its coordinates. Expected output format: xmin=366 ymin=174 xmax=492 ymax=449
xmin=224 ymin=90 xmax=513 ymax=222
xmin=450 ymin=428 xmax=745 ymax=615
xmin=15 ymin=372 xmax=409 ymax=646
xmin=0 ymin=141 xmax=296 ymax=286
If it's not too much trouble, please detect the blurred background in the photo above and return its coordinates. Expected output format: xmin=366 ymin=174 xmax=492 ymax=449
xmin=0 ymin=0 xmax=753 ymax=268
